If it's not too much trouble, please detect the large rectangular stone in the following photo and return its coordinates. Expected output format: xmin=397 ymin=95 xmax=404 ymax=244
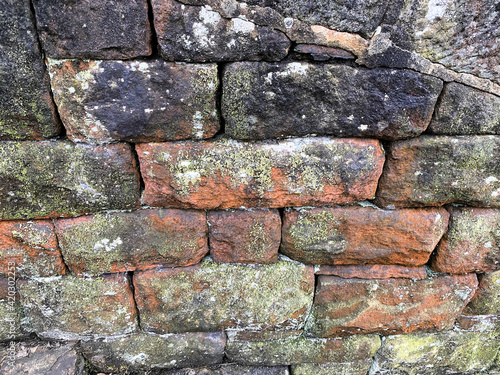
xmin=226 ymin=332 xmax=380 ymax=366
xmin=133 ymin=259 xmax=314 ymax=333
xmin=152 ymin=0 xmax=290 ymax=62
xmin=48 ymin=60 xmax=219 ymax=144
xmin=222 ymin=62 xmax=442 ymax=140
xmin=32 ymin=0 xmax=151 ymax=59
xmin=0 ymin=220 xmax=66 ymax=278
xmin=137 ymin=137 xmax=384 ymax=210
xmin=18 ymin=274 xmax=138 ymax=340
xmin=281 ymin=207 xmax=448 ymax=266
xmin=0 ymin=0 xmax=60 ymax=140
xmin=55 ymin=209 xmax=208 ymax=276
xmin=80 ymin=332 xmax=225 ymax=373
xmin=430 ymin=207 xmax=499 ymax=274
xmin=0 ymin=141 xmax=140 ymax=219
xmin=376 ymin=136 xmax=500 ymax=208
xmin=305 ymin=274 xmax=478 ymax=337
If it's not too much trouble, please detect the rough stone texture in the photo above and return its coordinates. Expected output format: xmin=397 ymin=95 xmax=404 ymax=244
xmin=152 ymin=0 xmax=290 ymax=62
xmin=240 ymin=0 xmax=389 ymax=37
xmin=376 ymin=136 xmax=500 ymax=208
xmin=162 ymin=364 xmax=289 ymax=375
xmin=281 ymin=206 xmax=448 ymax=266
xmin=0 ymin=141 xmax=140 ymax=220
xmin=390 ymin=0 xmax=500 ymax=85
xmin=208 ymin=209 xmax=281 ymax=264
xmin=80 ymin=332 xmax=225 ymax=373
xmin=305 ymin=274 xmax=478 ymax=337
xmin=464 ymin=271 xmax=500 ymax=315
xmin=428 ymin=82 xmax=500 ymax=135
xmin=294 ymin=44 xmax=355 ymax=61
xmin=0 ymin=341 xmax=86 ymax=375
xmin=226 ymin=333 xmax=381 ymax=366
xmin=291 ymin=361 xmax=372 ymax=375
xmin=133 ymin=259 xmax=314 ymax=333
xmin=430 ymin=208 xmax=500 ymax=274
xmin=0 ymin=279 xmax=29 ymax=342
xmin=55 ymin=209 xmax=208 ymax=276
xmin=137 ymin=137 xmax=385 ymax=210
xmin=456 ymin=314 xmax=500 ymax=332
xmin=18 ymin=274 xmax=138 ymax=340
xmin=48 ymin=59 xmax=219 ymax=144
xmin=314 ymin=265 xmax=427 ymax=279
xmin=32 ymin=0 xmax=151 ymax=59
xmin=223 ymin=62 xmax=443 ymax=140
xmin=0 ymin=0 xmax=60 ymax=140
xmin=0 ymin=221 xmax=65 ymax=278
xmin=371 ymin=326 xmax=500 ymax=375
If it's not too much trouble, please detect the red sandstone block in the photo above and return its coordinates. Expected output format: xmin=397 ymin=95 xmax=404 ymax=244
xmin=375 ymin=136 xmax=500 ymax=208
xmin=281 ymin=206 xmax=448 ymax=266
xmin=305 ymin=274 xmax=478 ymax=337
xmin=208 ymin=209 xmax=281 ymax=264
xmin=55 ymin=209 xmax=208 ymax=276
xmin=314 ymin=265 xmax=428 ymax=279
xmin=0 ymin=221 xmax=65 ymax=278
xmin=430 ymin=207 xmax=500 ymax=273
xmin=18 ymin=273 xmax=138 ymax=340
xmin=137 ymin=137 xmax=385 ymax=210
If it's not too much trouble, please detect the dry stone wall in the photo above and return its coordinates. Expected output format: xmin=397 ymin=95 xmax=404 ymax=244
xmin=0 ymin=0 xmax=499 ymax=374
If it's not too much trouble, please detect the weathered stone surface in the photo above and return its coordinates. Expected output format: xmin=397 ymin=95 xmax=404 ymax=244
xmin=208 ymin=209 xmax=280 ymax=264
xmin=134 ymin=259 xmax=314 ymax=333
xmin=226 ymin=333 xmax=380 ymax=366
xmin=152 ymin=0 xmax=290 ymax=62
xmin=428 ymin=83 xmax=500 ymax=135
xmin=32 ymin=0 xmax=151 ymax=59
xmin=223 ymin=62 xmax=442 ymax=140
xmin=305 ymin=274 xmax=478 ymax=337
xmin=240 ymin=0 xmax=389 ymax=37
xmin=0 ymin=141 xmax=140 ymax=220
xmin=0 ymin=280 xmax=29 ymax=342
xmin=55 ymin=209 xmax=208 ymax=276
xmin=314 ymin=265 xmax=427 ymax=279
xmin=0 ymin=341 xmax=86 ymax=375
xmin=137 ymin=137 xmax=384 ymax=210
xmin=162 ymin=364 xmax=289 ymax=375
xmin=371 ymin=328 xmax=500 ymax=375
xmin=291 ymin=361 xmax=373 ymax=375
xmin=80 ymin=332 xmax=225 ymax=373
xmin=464 ymin=271 xmax=500 ymax=315
xmin=456 ymin=314 xmax=500 ymax=332
xmin=430 ymin=208 xmax=500 ymax=273
xmin=281 ymin=206 xmax=448 ymax=266
xmin=48 ymin=59 xmax=219 ymax=144
xmin=389 ymin=0 xmax=500 ymax=85
xmin=0 ymin=221 xmax=65 ymax=278
xmin=18 ymin=274 xmax=138 ymax=340
xmin=376 ymin=136 xmax=500 ymax=208
xmin=0 ymin=0 xmax=60 ymax=140
xmin=294 ymin=44 xmax=355 ymax=61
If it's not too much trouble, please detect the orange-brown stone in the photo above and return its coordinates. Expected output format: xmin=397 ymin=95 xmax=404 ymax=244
xmin=208 ymin=209 xmax=281 ymax=264
xmin=314 ymin=265 xmax=427 ymax=279
xmin=281 ymin=206 xmax=448 ymax=266
xmin=430 ymin=207 xmax=500 ymax=273
xmin=55 ymin=209 xmax=208 ymax=276
xmin=137 ymin=137 xmax=385 ymax=210
xmin=0 ymin=220 xmax=65 ymax=278
xmin=305 ymin=274 xmax=478 ymax=337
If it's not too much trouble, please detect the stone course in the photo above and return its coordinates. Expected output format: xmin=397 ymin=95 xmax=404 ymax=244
xmin=1 ymin=0 xmax=499 ymax=373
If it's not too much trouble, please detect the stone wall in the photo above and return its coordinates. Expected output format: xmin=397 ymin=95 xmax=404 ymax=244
xmin=0 ymin=0 xmax=499 ymax=374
